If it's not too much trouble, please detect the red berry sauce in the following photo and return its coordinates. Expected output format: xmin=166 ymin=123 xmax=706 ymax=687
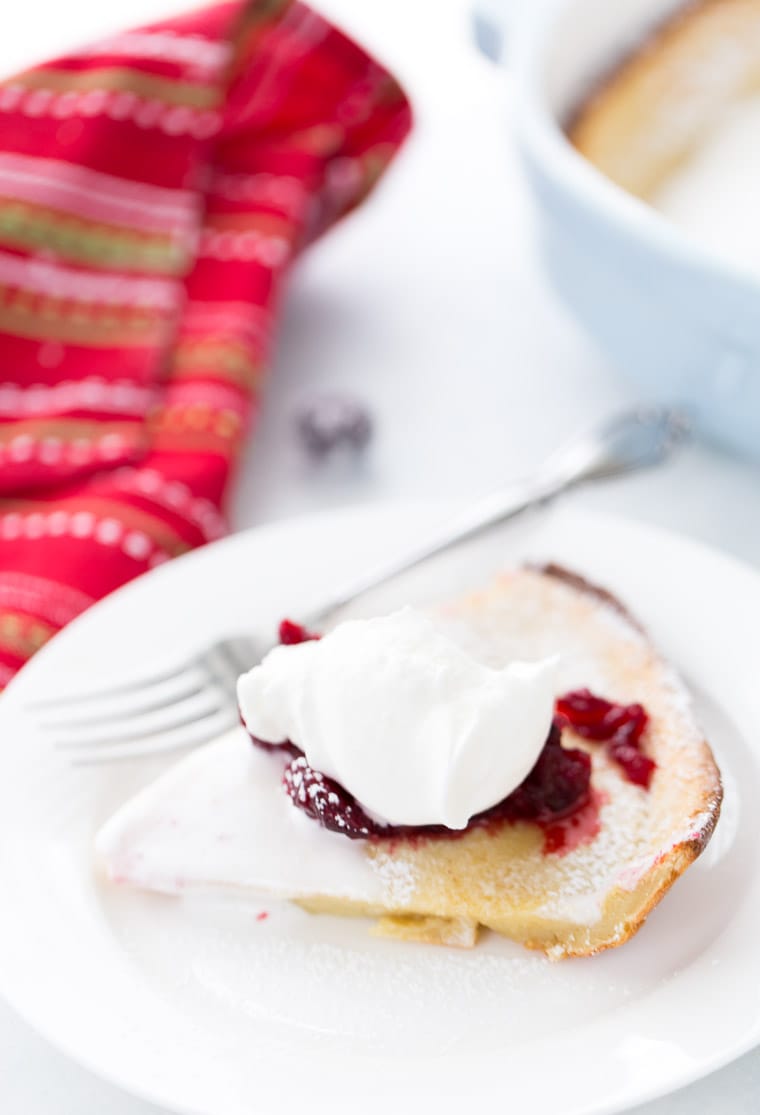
xmin=556 ymin=689 xmax=655 ymax=788
xmin=278 ymin=619 xmax=320 ymax=645
xmin=247 ymin=622 xmax=656 ymax=855
xmin=278 ymin=719 xmax=610 ymax=855
xmin=283 ymin=755 xmax=376 ymax=838
xmin=540 ymin=788 xmax=605 ymax=855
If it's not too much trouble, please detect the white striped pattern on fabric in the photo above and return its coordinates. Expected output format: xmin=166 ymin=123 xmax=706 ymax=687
xmin=83 ymin=31 xmax=231 ymax=76
xmin=0 ymin=251 xmax=181 ymax=309
xmin=109 ymin=466 xmax=227 ymax=540
xmin=0 ymin=379 xmax=156 ymax=417
xmin=0 ymin=509 xmax=170 ymax=568
xmin=0 ymin=152 xmax=198 ymax=234
xmin=0 ymin=86 xmax=222 ymax=142
xmin=198 ymin=230 xmax=290 ymax=265
xmin=0 ymin=431 xmax=139 ymax=469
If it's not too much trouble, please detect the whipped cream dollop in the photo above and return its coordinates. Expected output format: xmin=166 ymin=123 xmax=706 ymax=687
xmin=237 ymin=608 xmax=558 ymax=830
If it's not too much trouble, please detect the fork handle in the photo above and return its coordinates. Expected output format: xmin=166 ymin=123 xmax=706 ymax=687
xmin=302 ymin=404 xmax=690 ymax=629
xmin=302 ymin=475 xmax=561 ymax=629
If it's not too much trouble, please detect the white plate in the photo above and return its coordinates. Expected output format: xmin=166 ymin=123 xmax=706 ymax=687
xmin=0 ymin=503 xmax=758 ymax=1115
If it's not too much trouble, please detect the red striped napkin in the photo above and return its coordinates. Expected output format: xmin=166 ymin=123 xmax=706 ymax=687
xmin=0 ymin=0 xmax=411 ymax=686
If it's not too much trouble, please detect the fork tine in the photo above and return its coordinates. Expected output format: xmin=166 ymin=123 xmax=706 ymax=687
xmin=34 ymin=633 xmax=260 ymax=766
xmin=54 ymin=690 xmax=231 ymax=749
xmin=27 ymin=653 xmax=199 ymax=710
xmin=66 ymin=708 xmax=239 ymax=765
xmin=40 ymin=673 xmax=212 ymax=730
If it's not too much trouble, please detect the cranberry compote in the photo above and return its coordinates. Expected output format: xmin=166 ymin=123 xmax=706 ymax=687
xmin=267 ymin=718 xmax=595 ymax=843
xmin=556 ymin=689 xmax=655 ymax=788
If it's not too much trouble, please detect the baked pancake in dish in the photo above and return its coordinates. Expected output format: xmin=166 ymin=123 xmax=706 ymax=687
xmin=569 ymin=0 xmax=760 ymax=201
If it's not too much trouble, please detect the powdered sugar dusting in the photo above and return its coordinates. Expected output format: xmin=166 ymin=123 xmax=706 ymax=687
xmin=374 ymin=855 xmax=417 ymax=905
xmin=362 ymin=567 xmax=721 ymax=946
xmin=103 ymin=883 xmax=673 ymax=1055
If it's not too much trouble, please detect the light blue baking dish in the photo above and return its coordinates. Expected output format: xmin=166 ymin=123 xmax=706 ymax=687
xmin=485 ymin=0 xmax=760 ymax=459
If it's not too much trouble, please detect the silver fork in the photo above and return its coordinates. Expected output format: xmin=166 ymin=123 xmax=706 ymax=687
xmin=36 ymin=407 xmax=689 ymax=763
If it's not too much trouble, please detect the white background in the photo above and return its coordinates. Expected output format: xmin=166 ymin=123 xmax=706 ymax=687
xmin=2 ymin=0 xmax=760 ymax=1111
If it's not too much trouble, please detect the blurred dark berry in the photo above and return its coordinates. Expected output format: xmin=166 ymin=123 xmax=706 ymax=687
xmin=296 ymin=394 xmax=372 ymax=456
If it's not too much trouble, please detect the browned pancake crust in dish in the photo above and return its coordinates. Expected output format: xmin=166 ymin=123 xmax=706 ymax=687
xmin=568 ymin=0 xmax=760 ymax=198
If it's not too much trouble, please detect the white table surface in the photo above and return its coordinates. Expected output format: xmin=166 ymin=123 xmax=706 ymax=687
xmin=2 ymin=0 xmax=760 ymax=1111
